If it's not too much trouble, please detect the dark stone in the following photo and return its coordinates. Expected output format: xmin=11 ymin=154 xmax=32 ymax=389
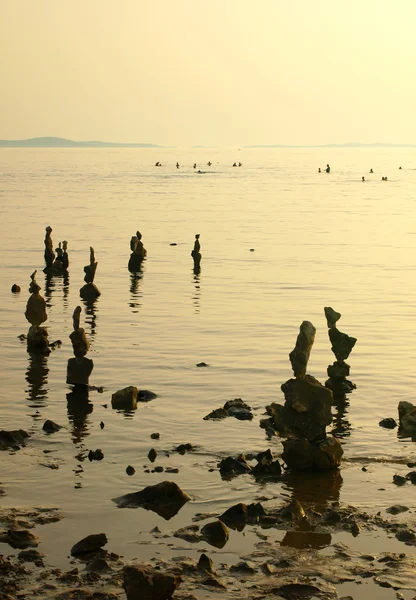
xmin=196 ymin=362 xmax=208 ymax=367
xmin=275 ymin=583 xmax=322 ymax=599
xmin=176 ymin=443 xmax=194 ymax=454
xmin=280 ymin=499 xmax=306 ymax=521
xmin=379 ymin=418 xmax=398 ymax=429
xmin=112 ymin=481 xmax=191 ymax=520
xmin=278 ymin=375 xmax=333 ymax=440
xmin=71 ymin=533 xmax=108 ymax=556
xmin=42 ymin=420 xmax=61 ymax=433
xmin=393 ymin=475 xmax=407 ymax=486
xmin=126 ymin=466 xmax=135 ymax=476
xmin=0 ymin=429 xmax=30 ymax=450
xmin=148 ymin=448 xmax=157 ymax=462
xmin=201 ymin=577 xmax=226 ymax=589
xmin=398 ymin=401 xmax=416 ymax=434
xmin=289 ymin=321 xmax=316 ymax=378
xmin=324 ymin=306 xmax=341 ymax=328
xmin=229 ymin=561 xmax=256 ymax=574
xmin=0 ymin=529 xmax=39 ymax=549
xmin=123 ymin=565 xmax=182 ymax=600
xmin=406 ymin=471 xmax=416 ymax=484
xmin=395 ymin=529 xmax=416 ymax=543
xmin=219 ymin=455 xmax=251 ymax=476
xmin=86 ymin=557 xmax=111 ymax=572
xmin=100 ymin=422 xmax=105 ymax=429
xmin=251 ymin=459 xmax=282 ymax=478
xmin=328 ymin=327 xmax=357 ymax=361
xmin=88 ymin=449 xmax=104 ymax=461
xmin=67 ymin=357 xmax=94 ymax=386
xmin=18 ymin=549 xmax=44 ymax=566
xmin=200 ymin=520 xmax=229 ymax=548
xmin=11 ymin=284 xmax=21 ymax=293
xmin=203 ymin=408 xmax=228 ymax=420
xmin=224 ymin=398 xmax=251 ymax=411
xmin=198 ymin=553 xmax=214 ymax=572
xmin=154 ymin=466 xmax=164 ymax=473
xmin=282 ymin=436 xmax=343 ymax=471
xmin=138 ymin=390 xmax=157 ymax=402
xmin=80 ymin=282 xmax=101 ymax=301
xmin=226 ymin=407 xmax=253 ymax=420
xmin=111 ymin=386 xmax=138 ymax=410
xmin=219 ymin=503 xmax=249 ymax=530
xmin=150 ymin=432 xmax=160 ymax=439
xmin=386 ymin=505 xmax=409 ymax=515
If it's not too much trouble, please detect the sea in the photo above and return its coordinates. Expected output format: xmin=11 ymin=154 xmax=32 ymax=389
xmin=0 ymin=147 xmax=415 ymax=598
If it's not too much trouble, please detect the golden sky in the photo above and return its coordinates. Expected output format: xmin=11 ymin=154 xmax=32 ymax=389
xmin=1 ymin=0 xmax=416 ymax=146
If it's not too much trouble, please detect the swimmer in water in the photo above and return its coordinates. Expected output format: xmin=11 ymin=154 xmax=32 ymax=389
xmin=370 ymin=169 xmax=373 ymax=173
xmin=362 ymin=176 xmax=365 ymax=182
xmin=176 ymin=162 xmax=179 ymax=169
xmin=232 ymin=162 xmax=237 ymax=167
xmin=207 ymin=161 xmax=212 ymax=166
xmin=193 ymin=163 xmax=196 ymax=169
xmin=318 ymin=168 xmax=321 ymax=173
xmin=325 ymin=164 xmax=330 ymax=173
xmin=238 ymin=162 xmax=242 ymax=166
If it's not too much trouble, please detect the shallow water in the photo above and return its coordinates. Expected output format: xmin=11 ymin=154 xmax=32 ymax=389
xmin=0 ymin=147 xmax=415 ymax=596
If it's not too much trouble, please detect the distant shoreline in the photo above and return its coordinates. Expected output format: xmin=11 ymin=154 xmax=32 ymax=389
xmin=0 ymin=137 xmax=415 ymax=149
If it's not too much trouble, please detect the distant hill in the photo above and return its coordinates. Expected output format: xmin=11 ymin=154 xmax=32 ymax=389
xmin=0 ymin=137 xmax=161 ymax=148
xmin=245 ymin=142 xmax=416 ymax=148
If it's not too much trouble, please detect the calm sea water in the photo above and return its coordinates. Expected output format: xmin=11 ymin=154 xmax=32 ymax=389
xmin=0 ymin=148 xmax=415 ymax=589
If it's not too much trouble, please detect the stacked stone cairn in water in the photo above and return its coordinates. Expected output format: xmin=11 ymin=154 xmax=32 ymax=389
xmin=67 ymin=306 xmax=94 ymax=387
xmin=80 ymin=247 xmax=101 ymax=300
xmin=324 ymin=307 xmax=357 ymax=399
xmin=128 ymin=230 xmax=147 ymax=272
xmin=266 ymin=321 xmax=343 ymax=470
xmin=24 ymin=270 xmax=50 ymax=353
xmin=43 ymin=226 xmax=55 ymax=272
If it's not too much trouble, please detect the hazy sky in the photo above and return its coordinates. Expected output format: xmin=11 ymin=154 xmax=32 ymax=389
xmin=2 ymin=0 xmax=416 ymax=146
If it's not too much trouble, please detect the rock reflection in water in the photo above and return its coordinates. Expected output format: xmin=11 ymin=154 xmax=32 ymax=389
xmin=66 ymin=387 xmax=93 ymax=446
xmin=192 ymin=270 xmax=201 ymax=313
xmin=332 ymin=398 xmax=352 ymax=439
xmin=62 ymin=272 xmax=70 ymax=308
xmin=25 ymin=352 xmax=49 ymax=413
xmin=129 ymin=272 xmax=143 ymax=313
xmin=82 ymin=298 xmax=98 ymax=340
xmin=44 ymin=271 xmax=55 ymax=309
xmin=281 ymin=469 xmax=342 ymax=511
xmin=279 ymin=470 xmax=342 ymax=550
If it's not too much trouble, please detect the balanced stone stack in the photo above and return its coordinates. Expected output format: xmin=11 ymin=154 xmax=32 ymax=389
xmin=43 ymin=226 xmax=55 ymax=272
xmin=191 ymin=234 xmax=201 ymax=271
xmin=67 ymin=306 xmax=94 ymax=387
xmin=128 ymin=230 xmax=147 ymax=272
xmin=273 ymin=321 xmax=343 ymax=470
xmin=80 ymin=247 xmax=101 ymax=301
xmin=51 ymin=240 xmax=69 ymax=274
xmin=25 ymin=271 xmax=49 ymax=353
xmin=324 ymin=307 xmax=357 ymax=399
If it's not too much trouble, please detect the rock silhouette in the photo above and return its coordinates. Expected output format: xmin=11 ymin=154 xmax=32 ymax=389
xmin=67 ymin=306 xmax=94 ymax=386
xmin=43 ymin=226 xmax=55 ymax=269
xmin=80 ymin=247 xmax=101 ymax=300
xmin=324 ymin=307 xmax=357 ymax=399
xmin=25 ymin=271 xmax=49 ymax=353
xmin=128 ymin=230 xmax=147 ymax=272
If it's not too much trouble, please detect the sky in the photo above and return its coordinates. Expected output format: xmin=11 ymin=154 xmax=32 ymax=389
xmin=1 ymin=0 xmax=416 ymax=146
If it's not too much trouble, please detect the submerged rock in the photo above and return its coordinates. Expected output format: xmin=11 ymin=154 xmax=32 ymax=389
xmin=42 ymin=420 xmax=62 ymax=433
xmin=398 ymin=401 xmax=416 ymax=435
xmin=282 ymin=436 xmax=343 ymax=470
xmin=204 ymin=398 xmax=253 ymax=421
xmin=112 ymin=481 xmax=191 ymax=520
xmin=123 ymin=564 xmax=182 ymax=600
xmin=379 ymin=418 xmax=397 ymax=429
xmin=111 ymin=386 xmax=138 ymax=410
xmin=200 ymin=520 xmax=229 ymax=548
xmin=0 ymin=529 xmax=39 ymax=549
xmin=0 ymin=429 xmax=29 ymax=450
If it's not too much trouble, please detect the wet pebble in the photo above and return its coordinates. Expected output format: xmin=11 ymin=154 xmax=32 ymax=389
xmin=393 ymin=475 xmax=408 ymax=486
xmin=126 ymin=465 xmax=135 ymax=476
xmin=154 ymin=466 xmax=164 ymax=473
xmin=100 ymin=421 xmax=105 ymax=429
xmin=148 ymin=448 xmax=157 ymax=462
xmin=150 ymin=432 xmax=160 ymax=439
xmin=88 ymin=449 xmax=104 ymax=461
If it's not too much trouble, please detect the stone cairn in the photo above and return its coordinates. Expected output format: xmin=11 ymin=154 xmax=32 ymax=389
xmin=267 ymin=321 xmax=343 ymax=470
xmin=51 ymin=240 xmax=69 ymax=274
xmin=43 ymin=226 xmax=55 ymax=271
xmin=324 ymin=307 xmax=357 ymax=399
xmin=191 ymin=234 xmax=201 ymax=271
xmin=128 ymin=230 xmax=147 ymax=272
xmin=67 ymin=306 xmax=93 ymax=387
xmin=24 ymin=271 xmax=49 ymax=353
xmin=80 ymin=247 xmax=101 ymax=301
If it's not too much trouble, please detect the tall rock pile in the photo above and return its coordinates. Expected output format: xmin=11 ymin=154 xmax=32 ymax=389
xmin=324 ymin=307 xmax=357 ymax=399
